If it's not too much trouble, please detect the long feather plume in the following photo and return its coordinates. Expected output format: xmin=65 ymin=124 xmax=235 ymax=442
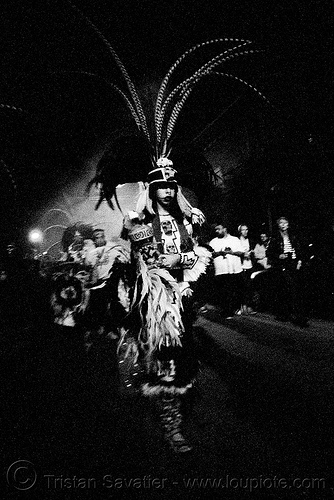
xmin=154 ymin=39 xmax=252 ymax=138
xmin=166 ymin=68 xmax=271 ymax=143
xmin=66 ymin=0 xmax=150 ymax=141
xmin=154 ymin=38 xmax=251 ymax=126
xmin=0 ymin=104 xmax=29 ymax=198
xmin=63 ymin=3 xmax=268 ymax=203
xmin=0 ymin=159 xmax=18 ymax=197
xmin=156 ymin=46 xmax=264 ymax=154
xmin=54 ymin=71 xmax=143 ymax=129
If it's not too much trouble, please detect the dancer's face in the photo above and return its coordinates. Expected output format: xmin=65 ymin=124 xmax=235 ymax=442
xmin=155 ymin=182 xmax=176 ymax=210
xmin=93 ymin=231 xmax=106 ymax=247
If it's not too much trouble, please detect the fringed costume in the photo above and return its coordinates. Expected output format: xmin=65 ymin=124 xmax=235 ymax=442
xmin=113 ymin=195 xmax=211 ymax=453
xmin=75 ymin=5 xmax=268 ymax=451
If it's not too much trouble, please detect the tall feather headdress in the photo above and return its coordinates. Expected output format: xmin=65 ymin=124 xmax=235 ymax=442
xmin=66 ymin=2 xmax=268 ymax=209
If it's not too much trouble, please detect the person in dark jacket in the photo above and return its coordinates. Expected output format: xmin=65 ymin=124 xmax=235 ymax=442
xmin=266 ymin=217 xmax=309 ymax=326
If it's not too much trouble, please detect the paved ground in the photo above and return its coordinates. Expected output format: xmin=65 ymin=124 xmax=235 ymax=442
xmin=2 ymin=310 xmax=334 ymax=499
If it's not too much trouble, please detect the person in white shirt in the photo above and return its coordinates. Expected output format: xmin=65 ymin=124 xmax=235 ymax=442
xmin=209 ymin=223 xmax=244 ymax=318
xmin=238 ymin=224 xmax=256 ymax=315
xmin=84 ymin=228 xmax=129 ymax=340
xmin=86 ymin=229 xmax=129 ymax=284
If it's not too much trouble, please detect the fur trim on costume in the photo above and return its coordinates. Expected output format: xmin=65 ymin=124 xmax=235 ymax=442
xmin=191 ymin=207 xmax=206 ymax=226
xmin=132 ymin=254 xmax=185 ymax=362
xmin=176 ymin=187 xmax=193 ymax=219
xmin=183 ymin=245 xmax=212 ymax=283
xmin=117 ymin=278 xmax=131 ymax=312
xmin=179 ymin=284 xmax=193 ymax=297
xmin=117 ymin=253 xmax=185 ymax=368
xmin=136 ymin=182 xmax=154 ymax=215
xmin=141 ymin=381 xmax=194 ymax=397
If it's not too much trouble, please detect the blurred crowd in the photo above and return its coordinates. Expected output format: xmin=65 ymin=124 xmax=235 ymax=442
xmin=1 ymin=216 xmax=334 ymax=332
xmin=199 ymin=216 xmax=334 ymax=326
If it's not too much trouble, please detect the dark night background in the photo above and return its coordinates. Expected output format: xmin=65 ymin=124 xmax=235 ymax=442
xmin=2 ymin=4 xmax=334 ymax=498
xmin=1 ymin=0 xmax=333 ymax=244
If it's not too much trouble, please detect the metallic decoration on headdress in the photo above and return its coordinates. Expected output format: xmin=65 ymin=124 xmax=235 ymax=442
xmin=147 ymin=165 xmax=178 ymax=185
xmin=156 ymin=158 xmax=174 ymax=168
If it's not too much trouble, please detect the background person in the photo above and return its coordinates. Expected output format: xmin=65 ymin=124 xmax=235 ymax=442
xmin=86 ymin=229 xmax=129 ymax=285
xmin=83 ymin=228 xmax=129 ymax=346
xmin=266 ymin=216 xmax=308 ymax=326
xmin=209 ymin=223 xmax=244 ymax=318
xmin=252 ymin=231 xmax=272 ymax=312
xmin=238 ymin=224 xmax=256 ymax=315
xmin=253 ymin=231 xmax=271 ymax=271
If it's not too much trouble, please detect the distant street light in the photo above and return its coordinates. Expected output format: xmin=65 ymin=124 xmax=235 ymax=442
xmin=28 ymin=229 xmax=43 ymax=245
xmin=27 ymin=229 xmax=44 ymax=261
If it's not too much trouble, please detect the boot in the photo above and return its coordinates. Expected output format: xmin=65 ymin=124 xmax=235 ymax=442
xmin=157 ymin=395 xmax=193 ymax=453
